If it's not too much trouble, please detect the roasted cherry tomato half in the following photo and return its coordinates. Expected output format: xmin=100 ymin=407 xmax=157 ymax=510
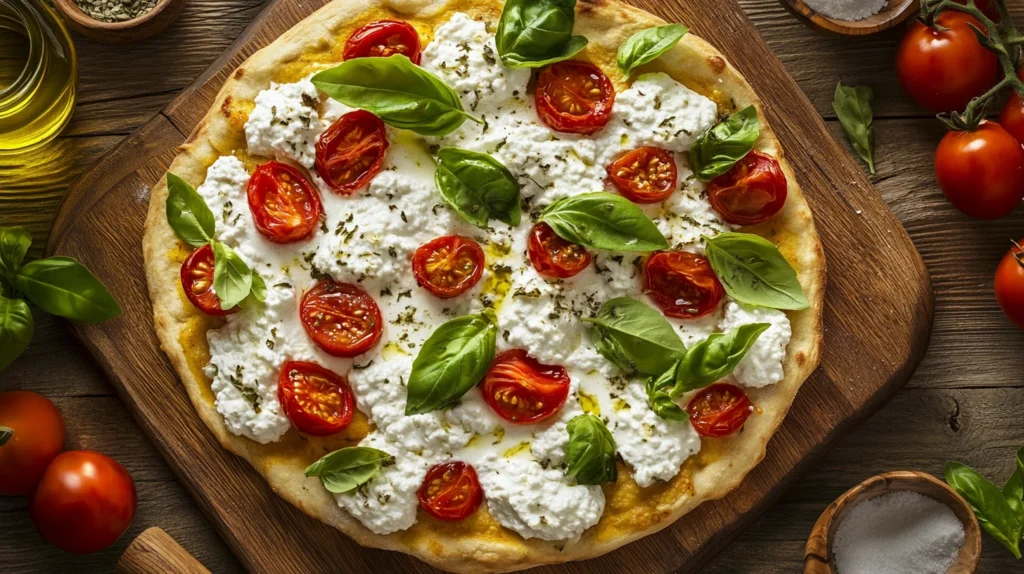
xmin=412 ymin=236 xmax=485 ymax=299
xmin=644 ymin=251 xmax=724 ymax=319
xmin=607 ymin=147 xmax=678 ymax=204
xmin=686 ymin=384 xmax=752 ymax=438
xmin=482 ymin=349 xmax=570 ymax=424
xmin=248 ymin=161 xmax=323 ymax=243
xmin=315 ymin=110 xmax=389 ymax=194
xmin=278 ymin=361 xmax=355 ymax=436
xmin=343 ymin=20 xmax=422 ymax=64
xmin=526 ymin=222 xmax=591 ymax=279
xmin=417 ymin=461 xmax=483 ymax=521
xmin=181 ymin=244 xmax=234 ymax=316
xmin=535 ymin=60 xmax=614 ymax=135
xmin=707 ymin=150 xmax=788 ymax=225
xmin=300 ymin=280 xmax=383 ymax=357
xmin=995 ymin=239 xmax=1024 ymax=330
xmin=0 ymin=391 xmax=65 ymax=495
xmin=935 ymin=121 xmax=1024 ymax=220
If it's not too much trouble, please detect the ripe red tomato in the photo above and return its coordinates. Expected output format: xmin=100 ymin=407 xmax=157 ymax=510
xmin=412 ymin=236 xmax=485 ymax=299
xmin=686 ymin=384 xmax=752 ymax=438
xmin=315 ymin=110 xmax=389 ymax=194
xmin=935 ymin=122 xmax=1024 ymax=219
xmin=535 ymin=60 xmax=614 ymax=135
xmin=0 ymin=391 xmax=65 ymax=495
xmin=995 ymin=239 xmax=1024 ymax=330
xmin=417 ymin=461 xmax=483 ymax=521
xmin=644 ymin=251 xmax=724 ymax=319
xmin=181 ymin=244 xmax=234 ymax=316
xmin=896 ymin=11 xmax=998 ymax=113
xmin=998 ymin=71 xmax=1024 ymax=145
xmin=956 ymin=0 xmax=1000 ymax=21
xmin=247 ymin=161 xmax=322 ymax=243
xmin=278 ymin=361 xmax=355 ymax=436
xmin=482 ymin=349 xmax=570 ymax=424
xmin=526 ymin=222 xmax=591 ymax=279
xmin=607 ymin=147 xmax=678 ymax=204
xmin=707 ymin=150 xmax=788 ymax=225
xmin=343 ymin=20 xmax=422 ymax=64
xmin=31 ymin=451 xmax=137 ymax=554
xmin=300 ymin=280 xmax=383 ymax=357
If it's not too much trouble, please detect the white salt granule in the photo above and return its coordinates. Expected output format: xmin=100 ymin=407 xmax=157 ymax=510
xmin=802 ymin=0 xmax=886 ymax=21
xmin=833 ymin=491 xmax=964 ymax=574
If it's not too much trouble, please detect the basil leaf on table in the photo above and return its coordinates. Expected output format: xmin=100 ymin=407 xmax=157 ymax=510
xmin=0 ymin=295 xmax=33 ymax=370
xmin=704 ymin=232 xmax=808 ymax=310
xmin=14 ymin=257 xmax=121 ymax=323
xmin=946 ymin=461 xmax=1023 ymax=559
xmin=584 ymin=296 xmax=685 ymax=375
xmin=211 ymin=241 xmax=253 ymax=311
xmin=166 ymin=173 xmax=215 ymax=248
xmin=306 ymin=446 xmax=395 ymax=494
xmin=0 ymin=226 xmax=32 ymax=279
xmin=1003 ymin=446 xmax=1024 ymax=530
xmin=405 ymin=309 xmax=498 ymax=415
xmin=565 ymin=414 xmax=617 ymax=485
xmin=540 ymin=192 xmax=668 ymax=252
xmin=669 ymin=323 xmax=769 ymax=398
xmin=496 ymin=0 xmax=588 ymax=68
xmin=616 ymin=24 xmax=688 ymax=76
xmin=832 ymin=82 xmax=876 ymax=175
xmin=690 ymin=105 xmax=760 ymax=182
xmin=311 ymin=55 xmax=480 ymax=136
xmin=645 ymin=367 xmax=688 ymax=421
xmin=435 ymin=148 xmax=522 ymax=228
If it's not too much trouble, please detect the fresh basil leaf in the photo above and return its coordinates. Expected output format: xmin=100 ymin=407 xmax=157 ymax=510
xmin=14 ymin=257 xmax=121 ymax=323
xmin=565 ymin=414 xmax=617 ymax=485
xmin=669 ymin=323 xmax=769 ymax=398
xmin=946 ymin=461 xmax=1023 ymax=559
xmin=211 ymin=242 xmax=252 ymax=311
xmin=0 ymin=295 xmax=33 ymax=370
xmin=0 ymin=226 xmax=32 ymax=279
xmin=1003 ymin=446 xmax=1024 ymax=533
xmin=690 ymin=105 xmax=760 ymax=182
xmin=645 ymin=367 xmax=688 ymax=421
xmin=540 ymin=192 xmax=668 ymax=252
xmin=616 ymin=24 xmax=688 ymax=76
xmin=704 ymin=232 xmax=808 ymax=310
xmin=166 ymin=173 xmax=215 ymax=248
xmin=305 ymin=446 xmax=395 ymax=494
xmin=584 ymin=296 xmax=685 ymax=375
xmin=495 ymin=0 xmax=588 ymax=68
xmin=435 ymin=148 xmax=522 ymax=228
xmin=832 ymin=82 xmax=876 ymax=175
xmin=406 ymin=309 xmax=498 ymax=415
xmin=245 ymin=270 xmax=267 ymax=306
xmin=311 ymin=55 xmax=480 ymax=136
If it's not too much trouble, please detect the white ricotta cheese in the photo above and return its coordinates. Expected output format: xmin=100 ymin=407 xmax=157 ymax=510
xmin=610 ymin=383 xmax=701 ymax=488
xmin=718 ymin=301 xmax=792 ymax=387
xmin=244 ymin=79 xmax=321 ymax=169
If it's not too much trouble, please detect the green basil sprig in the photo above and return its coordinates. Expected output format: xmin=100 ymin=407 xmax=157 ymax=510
xmin=435 ymin=148 xmax=522 ymax=228
xmin=565 ymin=414 xmax=617 ymax=485
xmin=405 ymin=309 xmax=498 ymax=415
xmin=645 ymin=369 xmax=688 ymax=421
xmin=946 ymin=446 xmax=1024 ymax=559
xmin=616 ymin=24 xmax=688 ymax=76
xmin=311 ymin=55 xmax=481 ymax=136
xmin=832 ymin=82 xmax=876 ymax=175
xmin=704 ymin=232 xmax=808 ymax=311
xmin=496 ymin=0 xmax=588 ymax=68
xmin=584 ymin=296 xmax=684 ymax=376
xmin=669 ymin=323 xmax=769 ymax=397
xmin=540 ymin=192 xmax=668 ymax=252
xmin=306 ymin=446 xmax=395 ymax=494
xmin=690 ymin=105 xmax=760 ymax=182
xmin=0 ymin=295 xmax=33 ymax=371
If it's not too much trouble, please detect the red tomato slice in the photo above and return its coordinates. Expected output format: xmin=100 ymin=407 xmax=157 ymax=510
xmin=343 ymin=20 xmax=422 ymax=64
xmin=644 ymin=251 xmax=724 ymax=319
xmin=687 ymin=384 xmax=753 ymax=438
xmin=247 ymin=161 xmax=323 ymax=243
xmin=607 ymin=147 xmax=678 ymax=204
xmin=526 ymin=222 xmax=591 ymax=279
xmin=412 ymin=236 xmax=485 ymax=299
xmin=300 ymin=280 xmax=383 ymax=357
xmin=707 ymin=150 xmax=788 ymax=225
xmin=278 ymin=361 xmax=355 ymax=436
xmin=417 ymin=461 xmax=483 ymax=521
xmin=181 ymin=244 xmax=234 ymax=316
xmin=315 ymin=110 xmax=389 ymax=194
xmin=535 ymin=60 xmax=614 ymax=135
xmin=482 ymin=349 xmax=570 ymax=424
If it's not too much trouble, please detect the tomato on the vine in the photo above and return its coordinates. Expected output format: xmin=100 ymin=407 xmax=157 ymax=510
xmin=707 ymin=150 xmax=788 ymax=226
xmin=935 ymin=121 xmax=1024 ymax=219
xmin=481 ymin=349 xmax=570 ymax=424
xmin=181 ymin=244 xmax=234 ymax=316
xmin=0 ymin=391 xmax=65 ymax=495
xmin=278 ymin=361 xmax=355 ymax=436
xmin=687 ymin=384 xmax=752 ymax=438
xmin=527 ymin=222 xmax=591 ymax=279
xmin=956 ymin=0 xmax=1000 ymax=21
xmin=995 ymin=240 xmax=1024 ymax=330
xmin=417 ymin=461 xmax=483 ymax=521
xmin=535 ymin=60 xmax=614 ymax=135
xmin=343 ymin=20 xmax=422 ymax=64
xmin=998 ymin=71 xmax=1024 ymax=145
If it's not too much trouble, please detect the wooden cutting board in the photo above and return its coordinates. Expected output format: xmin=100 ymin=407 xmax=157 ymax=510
xmin=46 ymin=0 xmax=933 ymax=572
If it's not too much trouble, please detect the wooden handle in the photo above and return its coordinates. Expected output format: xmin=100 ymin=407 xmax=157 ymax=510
xmin=116 ymin=527 xmax=210 ymax=574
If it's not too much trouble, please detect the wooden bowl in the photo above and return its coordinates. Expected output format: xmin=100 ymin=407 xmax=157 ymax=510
xmin=52 ymin=0 xmax=186 ymax=44
xmin=804 ymin=471 xmax=981 ymax=574
xmin=779 ymin=0 xmax=919 ymax=35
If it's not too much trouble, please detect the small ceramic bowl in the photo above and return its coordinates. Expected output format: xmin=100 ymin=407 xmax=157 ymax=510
xmin=52 ymin=0 xmax=186 ymax=44
xmin=779 ymin=0 xmax=919 ymax=35
xmin=804 ymin=471 xmax=981 ymax=574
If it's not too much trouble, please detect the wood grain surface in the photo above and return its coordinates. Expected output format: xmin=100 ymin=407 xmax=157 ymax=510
xmin=1 ymin=1 xmax=1022 ymax=573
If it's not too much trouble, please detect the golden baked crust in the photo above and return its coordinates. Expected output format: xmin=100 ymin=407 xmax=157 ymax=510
xmin=143 ymin=0 xmax=825 ymax=571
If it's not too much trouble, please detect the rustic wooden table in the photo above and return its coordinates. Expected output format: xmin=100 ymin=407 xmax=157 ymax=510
xmin=1 ymin=1 xmax=1022 ymax=572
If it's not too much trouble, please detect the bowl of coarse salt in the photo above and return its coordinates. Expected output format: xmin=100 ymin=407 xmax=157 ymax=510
xmin=804 ymin=471 xmax=981 ymax=574
xmin=778 ymin=0 xmax=919 ymax=36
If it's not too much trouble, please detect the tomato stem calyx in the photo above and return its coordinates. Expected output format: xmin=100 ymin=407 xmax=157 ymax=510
xmin=0 ymin=426 xmax=12 ymax=446
xmin=1011 ymin=239 xmax=1024 ymax=268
